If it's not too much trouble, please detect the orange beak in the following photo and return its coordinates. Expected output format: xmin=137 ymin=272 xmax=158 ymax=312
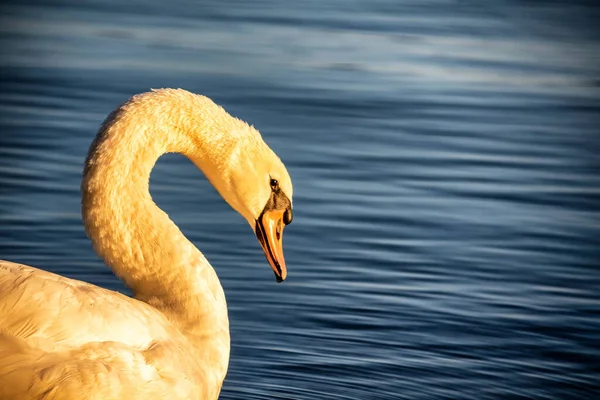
xmin=255 ymin=209 xmax=287 ymax=282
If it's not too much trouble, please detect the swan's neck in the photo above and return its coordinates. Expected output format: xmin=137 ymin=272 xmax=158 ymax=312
xmin=81 ymin=90 xmax=238 ymax=385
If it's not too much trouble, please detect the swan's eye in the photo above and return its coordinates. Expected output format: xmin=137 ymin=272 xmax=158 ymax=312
xmin=270 ymin=178 xmax=278 ymax=190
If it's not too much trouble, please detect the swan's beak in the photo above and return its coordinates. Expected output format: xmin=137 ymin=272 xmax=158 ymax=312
xmin=255 ymin=209 xmax=287 ymax=282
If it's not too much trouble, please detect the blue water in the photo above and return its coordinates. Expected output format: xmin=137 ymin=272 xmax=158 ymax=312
xmin=1 ymin=1 xmax=599 ymax=399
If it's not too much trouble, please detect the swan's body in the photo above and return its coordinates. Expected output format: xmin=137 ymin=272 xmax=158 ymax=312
xmin=0 ymin=89 xmax=293 ymax=400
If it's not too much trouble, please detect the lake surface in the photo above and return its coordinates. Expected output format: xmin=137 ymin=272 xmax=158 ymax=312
xmin=1 ymin=1 xmax=599 ymax=399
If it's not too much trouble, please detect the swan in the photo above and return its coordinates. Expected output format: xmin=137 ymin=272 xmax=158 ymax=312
xmin=0 ymin=88 xmax=293 ymax=400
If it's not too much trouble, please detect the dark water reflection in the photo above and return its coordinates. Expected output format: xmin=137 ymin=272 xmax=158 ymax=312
xmin=1 ymin=1 xmax=599 ymax=399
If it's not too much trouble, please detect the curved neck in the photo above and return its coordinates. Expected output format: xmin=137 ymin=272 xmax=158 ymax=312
xmin=81 ymin=89 xmax=239 ymax=386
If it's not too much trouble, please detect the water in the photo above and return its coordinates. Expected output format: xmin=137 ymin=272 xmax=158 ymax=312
xmin=1 ymin=1 xmax=599 ymax=399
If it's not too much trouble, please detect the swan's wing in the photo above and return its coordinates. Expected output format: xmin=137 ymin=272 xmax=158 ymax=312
xmin=0 ymin=261 xmax=211 ymax=399
xmin=0 ymin=334 xmax=199 ymax=400
xmin=0 ymin=261 xmax=174 ymax=351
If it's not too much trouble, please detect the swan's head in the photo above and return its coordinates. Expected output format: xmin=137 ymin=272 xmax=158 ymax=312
xmin=225 ymin=138 xmax=293 ymax=283
xmin=189 ymin=117 xmax=293 ymax=282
